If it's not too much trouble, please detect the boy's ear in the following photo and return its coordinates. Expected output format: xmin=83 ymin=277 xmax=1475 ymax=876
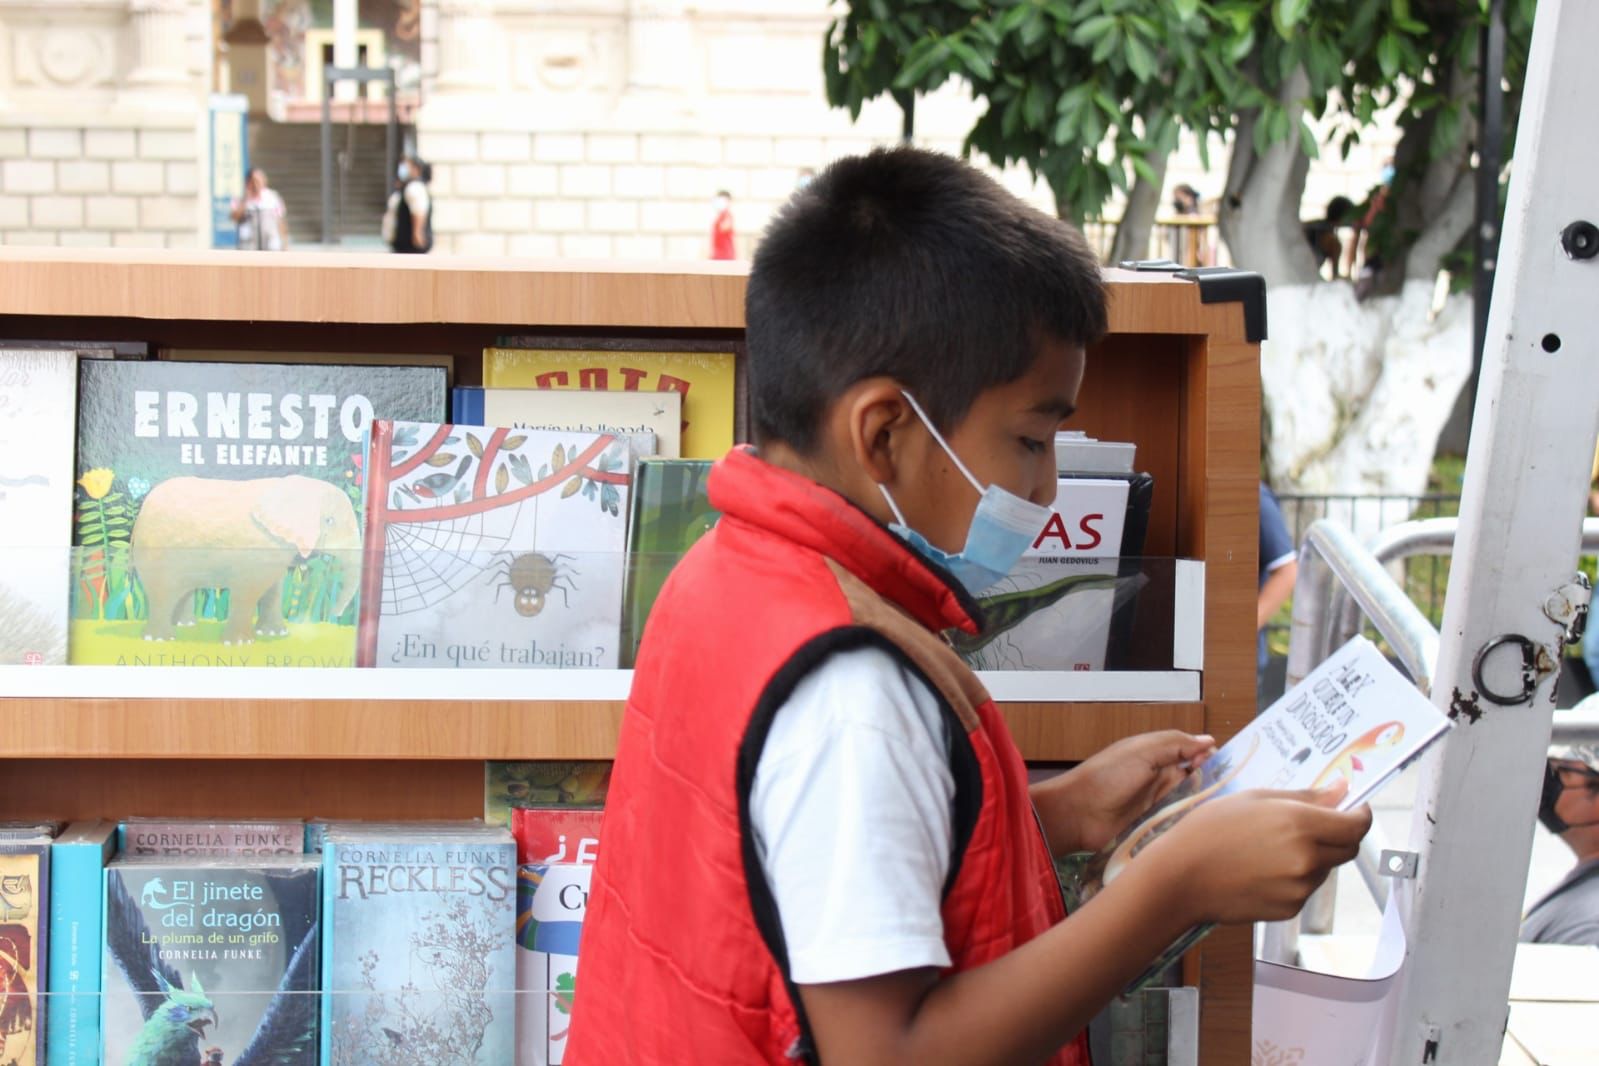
xmin=840 ymin=378 xmax=916 ymax=485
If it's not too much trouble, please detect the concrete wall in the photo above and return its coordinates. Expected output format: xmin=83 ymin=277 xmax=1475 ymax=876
xmin=0 ymin=0 xmax=210 ymax=249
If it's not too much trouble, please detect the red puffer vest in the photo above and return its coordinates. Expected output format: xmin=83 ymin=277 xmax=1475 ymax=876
xmin=567 ymin=447 xmax=1089 ymax=1065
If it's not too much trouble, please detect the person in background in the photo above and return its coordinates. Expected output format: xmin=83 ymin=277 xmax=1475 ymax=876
xmin=1522 ymin=744 xmax=1599 ymax=946
xmin=1303 ymin=196 xmax=1356 ymax=279
xmin=1258 ymin=482 xmax=1298 ymax=676
xmin=710 ymin=189 xmax=736 ymax=260
xmin=1167 ymin=183 xmax=1211 ymax=267
xmin=230 ymin=167 xmax=287 ymax=251
xmin=1346 ymin=157 xmax=1394 ymax=293
xmin=1170 ymin=183 xmax=1201 ymax=216
xmin=382 ymin=155 xmax=432 ymax=254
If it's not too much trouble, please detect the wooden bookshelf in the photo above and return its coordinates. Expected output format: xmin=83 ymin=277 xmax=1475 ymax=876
xmin=0 ymin=248 xmax=1261 ymax=1065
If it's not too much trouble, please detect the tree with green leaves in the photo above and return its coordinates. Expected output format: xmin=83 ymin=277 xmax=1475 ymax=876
xmin=823 ymin=0 xmax=1536 ymax=501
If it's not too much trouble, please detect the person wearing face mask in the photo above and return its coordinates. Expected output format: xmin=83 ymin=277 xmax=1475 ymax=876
xmin=382 ymin=156 xmax=432 ymax=254
xmin=566 ymin=147 xmax=1371 ymax=1066
xmin=710 ymin=189 xmax=735 ymax=260
xmin=1521 ymin=744 xmax=1599 ymax=946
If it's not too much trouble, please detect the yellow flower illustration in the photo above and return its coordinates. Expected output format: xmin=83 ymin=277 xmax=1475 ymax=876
xmin=78 ymin=468 xmax=114 ymax=500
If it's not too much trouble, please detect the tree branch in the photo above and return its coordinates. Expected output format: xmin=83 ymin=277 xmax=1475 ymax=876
xmin=1110 ymin=150 xmax=1170 ymax=264
xmin=1406 ymin=170 xmax=1475 ymax=281
xmin=1219 ymin=66 xmax=1320 ymax=288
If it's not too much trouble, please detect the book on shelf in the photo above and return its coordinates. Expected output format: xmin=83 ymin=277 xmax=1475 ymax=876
xmin=0 ymin=349 xmax=80 ymax=665
xmin=482 ymin=345 xmax=735 ymax=460
xmin=0 ymin=833 xmax=52 ymax=1066
xmin=303 ymin=818 xmax=496 ymax=855
xmin=47 ymin=820 xmax=117 ymax=1066
xmin=118 ymin=818 xmax=305 ymax=858
xmin=0 ymin=822 xmax=61 ymax=840
xmin=2 ymin=339 xmax=148 ymax=359
xmin=70 ymin=360 xmax=446 ymax=668
xmin=358 ymin=421 xmax=634 ymax=669
xmin=1054 ymin=430 xmax=1137 ymax=475
xmin=516 ymin=862 xmax=590 ymax=1066
xmin=1064 ymin=636 xmax=1452 ymax=992
xmin=102 ymin=854 xmax=321 ymax=1066
xmin=158 ymin=349 xmax=457 ymax=387
xmin=320 ymin=825 xmax=517 ymax=1065
xmin=621 ymin=457 xmax=719 ymax=668
xmin=954 ymin=437 xmax=1150 ymax=671
xmin=511 ymin=808 xmax=603 ymax=866
xmin=451 ymin=386 xmax=680 ymax=460
xmin=484 ymin=762 xmax=613 ymax=827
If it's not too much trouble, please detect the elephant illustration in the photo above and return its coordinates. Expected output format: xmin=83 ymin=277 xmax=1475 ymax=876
xmin=130 ymin=475 xmax=362 ymax=644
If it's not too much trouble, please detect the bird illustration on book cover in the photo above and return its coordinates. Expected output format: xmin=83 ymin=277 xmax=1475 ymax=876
xmin=359 ymin=422 xmax=631 ymax=669
xmin=102 ymin=861 xmax=320 ymax=1066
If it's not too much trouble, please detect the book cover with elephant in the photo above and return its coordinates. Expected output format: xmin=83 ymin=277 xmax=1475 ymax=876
xmin=101 ymin=855 xmax=320 ymax=1066
xmin=359 ymin=421 xmax=632 ymax=670
xmin=70 ymin=360 xmax=446 ymax=667
xmin=1066 ymin=636 xmax=1450 ymax=992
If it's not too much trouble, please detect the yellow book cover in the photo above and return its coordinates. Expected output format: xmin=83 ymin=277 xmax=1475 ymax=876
xmin=482 ymin=348 xmax=734 ymax=460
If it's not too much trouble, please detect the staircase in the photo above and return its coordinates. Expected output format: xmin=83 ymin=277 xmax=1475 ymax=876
xmin=248 ymin=120 xmax=404 ymax=246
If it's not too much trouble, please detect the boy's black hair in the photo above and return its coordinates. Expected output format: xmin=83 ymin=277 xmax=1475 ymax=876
xmin=746 ymin=147 xmax=1106 ymax=454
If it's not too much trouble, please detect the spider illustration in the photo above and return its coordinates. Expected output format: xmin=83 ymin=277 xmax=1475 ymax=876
xmin=489 ymin=551 xmax=579 ymax=617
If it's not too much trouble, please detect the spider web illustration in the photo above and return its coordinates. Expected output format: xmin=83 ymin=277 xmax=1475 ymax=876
xmin=381 ymin=507 xmax=519 ymax=615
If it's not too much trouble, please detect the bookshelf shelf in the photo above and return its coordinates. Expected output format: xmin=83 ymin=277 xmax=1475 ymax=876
xmin=0 ymin=250 xmax=1261 ymax=1065
xmin=0 ymin=694 xmax=1201 ymax=762
xmin=0 ymin=665 xmax=1199 ymax=705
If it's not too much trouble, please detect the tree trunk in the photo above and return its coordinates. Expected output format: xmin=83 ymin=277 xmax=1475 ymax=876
xmin=1216 ymin=67 xmax=1319 ymax=288
xmin=1108 ymin=150 xmax=1169 ymax=265
xmin=1225 ymin=63 xmax=1477 ymax=508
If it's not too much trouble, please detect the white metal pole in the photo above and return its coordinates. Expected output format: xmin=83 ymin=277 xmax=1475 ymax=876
xmin=333 ymin=0 xmax=359 ymax=102
xmin=1386 ymin=0 xmax=1599 ymax=1061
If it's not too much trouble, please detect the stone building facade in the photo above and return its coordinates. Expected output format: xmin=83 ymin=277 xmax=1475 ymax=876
xmin=0 ymin=0 xmax=1396 ymax=257
xmin=0 ymin=0 xmax=211 ymax=248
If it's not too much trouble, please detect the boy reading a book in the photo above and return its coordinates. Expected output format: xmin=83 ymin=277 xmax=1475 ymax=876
xmin=568 ymin=148 xmax=1371 ymax=1065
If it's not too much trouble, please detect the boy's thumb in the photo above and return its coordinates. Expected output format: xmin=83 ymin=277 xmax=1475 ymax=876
xmin=1304 ymin=780 xmax=1350 ymax=808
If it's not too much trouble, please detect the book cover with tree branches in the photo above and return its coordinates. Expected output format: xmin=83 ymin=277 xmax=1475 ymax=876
xmin=359 ymin=421 xmax=632 ymax=670
xmin=321 ymin=831 xmax=516 ymax=1066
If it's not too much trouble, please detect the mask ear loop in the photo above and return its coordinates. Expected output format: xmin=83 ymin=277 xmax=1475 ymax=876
xmin=899 ymin=391 xmax=986 ymax=496
xmin=878 ymin=483 xmax=910 ymax=526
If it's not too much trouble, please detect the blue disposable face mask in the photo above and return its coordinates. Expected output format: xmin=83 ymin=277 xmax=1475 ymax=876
xmin=878 ymin=392 xmax=1052 ymax=597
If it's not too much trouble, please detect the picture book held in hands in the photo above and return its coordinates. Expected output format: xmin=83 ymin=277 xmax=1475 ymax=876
xmin=1063 ymin=635 xmax=1452 ymax=990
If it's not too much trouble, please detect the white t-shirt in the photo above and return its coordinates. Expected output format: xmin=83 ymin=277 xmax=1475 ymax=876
xmin=383 ymin=181 xmax=431 ymax=246
xmin=403 ymin=179 xmax=430 ymax=219
xmin=236 ymin=189 xmax=285 ymax=251
xmin=750 ymin=645 xmax=955 ymax=984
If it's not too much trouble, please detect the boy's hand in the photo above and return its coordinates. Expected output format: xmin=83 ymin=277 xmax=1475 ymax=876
xmin=1033 ymin=730 xmax=1214 ymax=855
xmin=1150 ymin=785 xmax=1372 ymax=925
